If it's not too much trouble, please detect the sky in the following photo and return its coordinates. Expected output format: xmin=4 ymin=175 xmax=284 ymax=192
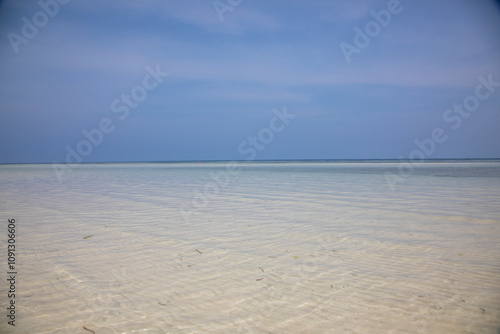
xmin=0 ymin=0 xmax=499 ymax=163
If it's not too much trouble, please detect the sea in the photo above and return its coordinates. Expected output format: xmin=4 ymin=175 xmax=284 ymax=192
xmin=1 ymin=159 xmax=499 ymax=333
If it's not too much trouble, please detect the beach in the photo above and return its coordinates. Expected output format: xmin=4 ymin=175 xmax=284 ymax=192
xmin=1 ymin=161 xmax=500 ymax=333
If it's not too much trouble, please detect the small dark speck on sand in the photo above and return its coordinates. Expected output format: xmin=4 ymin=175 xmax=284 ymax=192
xmin=83 ymin=326 xmax=95 ymax=334
xmin=195 ymin=249 xmax=202 ymax=254
xmin=83 ymin=235 xmax=93 ymax=240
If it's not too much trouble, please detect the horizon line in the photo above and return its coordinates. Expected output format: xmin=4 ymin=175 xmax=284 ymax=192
xmin=2 ymin=157 xmax=500 ymax=166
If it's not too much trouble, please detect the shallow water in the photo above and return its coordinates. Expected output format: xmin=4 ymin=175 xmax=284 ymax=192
xmin=1 ymin=161 xmax=500 ymax=333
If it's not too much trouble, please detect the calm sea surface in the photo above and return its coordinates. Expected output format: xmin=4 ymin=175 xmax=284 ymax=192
xmin=1 ymin=160 xmax=500 ymax=333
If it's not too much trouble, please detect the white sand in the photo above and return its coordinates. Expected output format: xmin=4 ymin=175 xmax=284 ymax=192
xmin=1 ymin=163 xmax=500 ymax=333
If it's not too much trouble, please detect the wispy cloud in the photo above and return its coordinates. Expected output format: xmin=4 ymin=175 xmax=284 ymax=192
xmin=0 ymin=0 xmax=499 ymax=162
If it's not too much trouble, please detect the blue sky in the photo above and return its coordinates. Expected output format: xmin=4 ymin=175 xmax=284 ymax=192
xmin=0 ymin=0 xmax=499 ymax=163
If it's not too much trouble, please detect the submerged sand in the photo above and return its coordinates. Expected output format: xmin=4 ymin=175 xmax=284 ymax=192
xmin=1 ymin=162 xmax=500 ymax=333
